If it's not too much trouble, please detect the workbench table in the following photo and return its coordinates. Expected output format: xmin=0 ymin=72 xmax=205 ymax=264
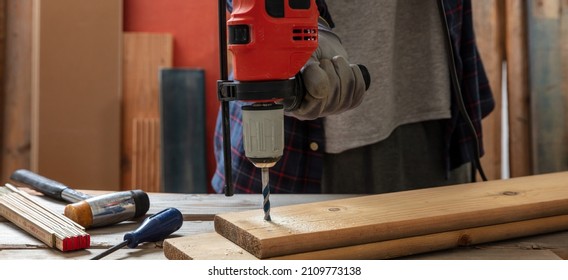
xmin=0 ymin=190 xmax=567 ymax=260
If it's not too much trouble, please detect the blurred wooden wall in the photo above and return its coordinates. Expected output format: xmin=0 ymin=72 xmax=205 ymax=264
xmin=1 ymin=0 xmax=32 ymax=183
xmin=1 ymin=1 xmax=566 ymax=188
xmin=527 ymin=0 xmax=568 ymax=174
xmin=0 ymin=0 xmax=5 ymax=177
xmin=505 ymin=0 xmax=532 ymax=178
xmin=472 ymin=0 xmax=568 ymax=179
xmin=472 ymin=0 xmax=505 ymax=180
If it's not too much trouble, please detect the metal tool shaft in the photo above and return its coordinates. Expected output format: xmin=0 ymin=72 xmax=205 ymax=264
xmin=91 ymin=240 xmax=128 ymax=260
xmin=10 ymin=169 xmax=92 ymax=203
xmin=261 ymin=168 xmax=271 ymax=221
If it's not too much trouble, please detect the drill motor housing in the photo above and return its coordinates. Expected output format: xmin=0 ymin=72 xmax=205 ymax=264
xmin=218 ymin=0 xmax=319 ymax=195
xmin=228 ymin=0 xmax=319 ymax=83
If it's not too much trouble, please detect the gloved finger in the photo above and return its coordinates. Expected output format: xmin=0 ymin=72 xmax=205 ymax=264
xmin=316 ymin=58 xmax=340 ymax=114
xmin=330 ymin=56 xmax=356 ymax=114
xmin=293 ymin=91 xmax=325 ymax=120
xmin=332 ymin=56 xmax=367 ymax=111
xmin=302 ymin=60 xmax=332 ymax=100
xmin=347 ymin=63 xmax=367 ymax=110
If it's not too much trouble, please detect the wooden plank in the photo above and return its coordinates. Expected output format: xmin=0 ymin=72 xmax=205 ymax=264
xmin=527 ymin=0 xmax=568 ymax=174
xmin=124 ymin=1 xmax=221 ymax=191
xmin=472 ymin=0 xmax=504 ymax=180
xmin=4 ymin=189 xmax=568 ymax=260
xmin=122 ymin=32 xmax=173 ymax=191
xmin=214 ymin=172 xmax=568 ymax=258
xmin=505 ymin=0 xmax=532 ymax=177
xmin=404 ymin=248 xmax=562 ymax=260
xmin=132 ymin=118 xmax=161 ymax=192
xmin=0 ymin=0 xmax=5 ymax=172
xmin=165 ymin=214 xmax=568 ymax=260
xmin=1 ymin=0 xmax=32 ymax=182
xmin=0 ymin=248 xmax=167 ymax=260
xmin=0 ymin=220 xmax=45 ymax=248
xmin=160 ymin=68 xmax=206 ymax=193
xmin=0 ymin=189 xmax=358 ymax=222
xmin=164 ymin=232 xmax=254 ymax=260
xmin=31 ymin=0 xmax=122 ymax=190
xmin=0 ymin=218 xmax=213 ymax=250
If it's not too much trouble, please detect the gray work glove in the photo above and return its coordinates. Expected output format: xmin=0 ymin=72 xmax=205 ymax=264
xmin=290 ymin=18 xmax=370 ymax=121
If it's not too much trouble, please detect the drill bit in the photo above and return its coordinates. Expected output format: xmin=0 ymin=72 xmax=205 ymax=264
xmin=261 ymin=168 xmax=271 ymax=221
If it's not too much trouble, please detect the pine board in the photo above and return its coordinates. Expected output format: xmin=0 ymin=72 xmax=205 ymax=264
xmin=472 ymin=0 xmax=504 ymax=180
xmin=404 ymin=248 xmax=562 ymax=260
xmin=0 ymin=191 xmax=357 ymax=223
xmin=1 ymin=0 xmax=32 ymax=182
xmin=0 ymin=0 xmax=5 ymax=152
xmin=505 ymin=0 xmax=532 ymax=177
xmin=0 ymin=248 xmax=166 ymax=260
xmin=123 ymin=1 xmax=221 ymax=191
xmin=214 ymin=172 xmax=568 ymax=258
xmin=165 ymin=214 xmax=568 ymax=260
xmin=122 ymin=32 xmax=173 ymax=191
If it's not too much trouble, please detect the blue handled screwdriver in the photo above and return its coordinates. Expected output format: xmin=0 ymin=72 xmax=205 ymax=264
xmin=90 ymin=207 xmax=183 ymax=260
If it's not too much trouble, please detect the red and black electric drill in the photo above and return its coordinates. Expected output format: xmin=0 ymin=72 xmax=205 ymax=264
xmin=217 ymin=0 xmax=367 ymax=220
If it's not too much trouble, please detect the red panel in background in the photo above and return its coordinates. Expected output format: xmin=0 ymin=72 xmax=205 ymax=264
xmin=124 ymin=0 xmax=220 ymax=193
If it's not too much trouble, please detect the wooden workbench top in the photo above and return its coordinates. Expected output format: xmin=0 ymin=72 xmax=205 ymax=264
xmin=0 ymin=190 xmax=567 ymax=260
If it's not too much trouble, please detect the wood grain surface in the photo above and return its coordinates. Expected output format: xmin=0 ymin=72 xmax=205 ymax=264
xmin=0 ymin=0 xmax=5 ymax=164
xmin=1 ymin=0 xmax=32 ymax=182
xmin=165 ymin=214 xmax=568 ymax=260
xmin=505 ymin=0 xmax=532 ymax=177
xmin=472 ymin=0 xmax=504 ymax=180
xmin=2 ymin=189 xmax=568 ymax=260
xmin=122 ymin=32 xmax=173 ymax=191
xmin=215 ymin=172 xmax=568 ymax=258
xmin=0 ymin=190 xmax=358 ymax=223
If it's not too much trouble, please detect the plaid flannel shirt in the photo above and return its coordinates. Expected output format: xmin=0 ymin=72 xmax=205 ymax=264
xmin=211 ymin=0 xmax=494 ymax=194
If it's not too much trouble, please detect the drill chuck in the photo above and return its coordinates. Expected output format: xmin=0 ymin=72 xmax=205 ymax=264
xmin=64 ymin=190 xmax=150 ymax=228
xmin=241 ymin=103 xmax=284 ymax=168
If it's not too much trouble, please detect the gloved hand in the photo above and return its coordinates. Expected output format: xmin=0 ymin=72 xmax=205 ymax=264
xmin=289 ymin=18 xmax=370 ymax=121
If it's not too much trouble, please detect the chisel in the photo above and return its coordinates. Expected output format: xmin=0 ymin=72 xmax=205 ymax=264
xmin=10 ymin=169 xmax=92 ymax=203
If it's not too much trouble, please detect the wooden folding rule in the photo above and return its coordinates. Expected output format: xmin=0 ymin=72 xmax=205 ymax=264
xmin=0 ymin=184 xmax=90 ymax=251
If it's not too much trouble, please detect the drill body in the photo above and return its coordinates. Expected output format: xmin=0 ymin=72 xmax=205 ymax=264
xmin=218 ymin=0 xmax=319 ymax=193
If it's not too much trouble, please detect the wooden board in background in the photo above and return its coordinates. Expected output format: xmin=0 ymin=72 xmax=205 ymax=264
xmin=214 ymin=172 xmax=568 ymax=259
xmin=31 ymin=0 xmax=122 ymax=190
xmin=472 ymin=0 xmax=505 ymax=180
xmin=0 ymin=0 xmax=6 ymax=176
xmin=505 ymin=0 xmax=532 ymax=178
xmin=132 ymin=118 xmax=160 ymax=193
xmin=122 ymin=32 xmax=173 ymax=192
xmin=563 ymin=0 xmax=568 ymax=171
xmin=527 ymin=0 xmax=568 ymax=174
xmin=1 ymin=0 xmax=32 ymax=183
xmin=160 ymin=68 xmax=206 ymax=193
xmin=123 ymin=1 xmax=221 ymax=191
